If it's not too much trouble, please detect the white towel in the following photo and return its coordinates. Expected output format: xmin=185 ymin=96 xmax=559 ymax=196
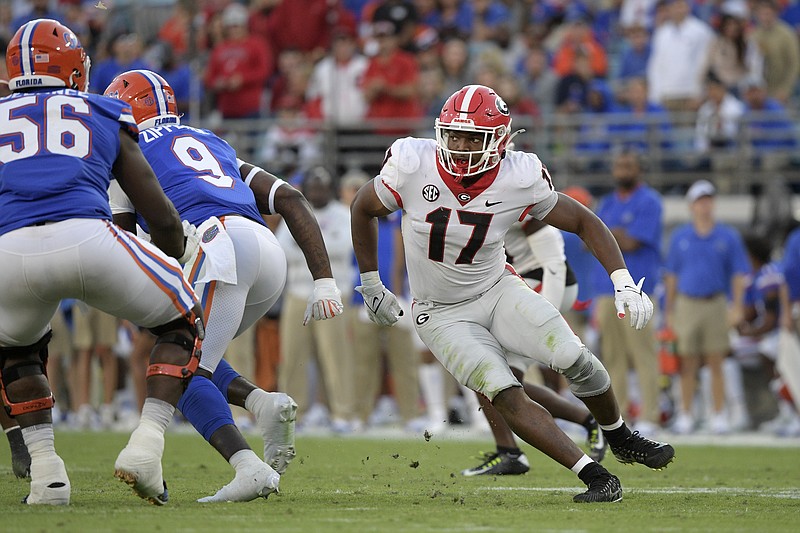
xmin=183 ymin=216 xmax=237 ymax=285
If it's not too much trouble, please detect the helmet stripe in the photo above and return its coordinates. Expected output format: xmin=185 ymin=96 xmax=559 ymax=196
xmin=458 ymin=85 xmax=479 ymax=121
xmin=132 ymin=69 xmax=167 ymax=116
xmin=20 ymin=21 xmax=40 ymax=78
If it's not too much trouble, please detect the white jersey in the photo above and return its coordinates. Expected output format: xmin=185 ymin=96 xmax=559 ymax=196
xmin=373 ymin=137 xmax=558 ymax=304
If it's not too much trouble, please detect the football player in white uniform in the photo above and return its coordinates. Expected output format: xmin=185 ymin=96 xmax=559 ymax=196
xmin=461 ymin=218 xmax=607 ymax=477
xmin=351 ymin=85 xmax=674 ymax=503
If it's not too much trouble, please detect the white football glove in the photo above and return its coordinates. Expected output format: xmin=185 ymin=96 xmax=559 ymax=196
xmin=178 ymin=220 xmax=201 ymax=264
xmin=303 ymin=278 xmax=344 ymax=325
xmin=611 ymin=269 xmax=654 ymax=330
xmin=355 ymin=271 xmax=403 ymax=327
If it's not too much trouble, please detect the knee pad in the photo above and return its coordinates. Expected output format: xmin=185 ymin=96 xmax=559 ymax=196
xmin=561 ymin=347 xmax=611 ymax=398
xmin=211 ymin=358 xmax=240 ymax=403
xmin=0 ymin=331 xmax=55 ymax=416
xmin=177 ymin=375 xmax=234 ymax=441
xmin=146 ymin=311 xmax=204 ymax=389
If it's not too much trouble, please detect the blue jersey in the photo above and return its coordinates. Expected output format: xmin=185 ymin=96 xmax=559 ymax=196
xmin=592 ymin=184 xmax=663 ymax=296
xmin=0 ymin=88 xmax=137 ymax=236
xmin=783 ymin=227 xmax=800 ymax=301
xmin=665 ymin=223 xmax=751 ymax=298
xmin=136 ymin=124 xmax=264 ymax=230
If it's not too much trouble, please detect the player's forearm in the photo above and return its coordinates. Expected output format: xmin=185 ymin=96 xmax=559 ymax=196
xmin=351 ymin=207 xmax=380 ymax=273
xmin=578 ymin=218 xmax=627 ymax=276
xmin=280 ymin=198 xmax=334 ymax=280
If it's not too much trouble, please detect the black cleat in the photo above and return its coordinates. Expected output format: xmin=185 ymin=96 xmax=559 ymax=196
xmin=610 ymin=431 xmax=674 ymax=469
xmin=573 ymin=473 xmax=622 ymax=503
xmin=461 ymin=451 xmax=530 ymax=476
xmin=586 ymin=420 xmax=607 ymax=463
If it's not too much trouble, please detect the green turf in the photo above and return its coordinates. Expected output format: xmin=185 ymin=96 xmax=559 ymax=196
xmin=1 ymin=432 xmax=798 ymax=532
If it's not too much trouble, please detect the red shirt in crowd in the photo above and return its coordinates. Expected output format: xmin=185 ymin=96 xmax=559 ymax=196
xmin=204 ymin=35 xmax=273 ymax=118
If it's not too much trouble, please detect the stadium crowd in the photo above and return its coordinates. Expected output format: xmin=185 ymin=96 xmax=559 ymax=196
xmin=1 ymin=0 xmax=799 ymax=468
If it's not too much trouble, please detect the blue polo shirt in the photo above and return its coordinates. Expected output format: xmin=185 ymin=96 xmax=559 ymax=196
xmin=782 ymin=227 xmax=800 ymax=301
xmin=592 ymin=184 xmax=663 ymax=296
xmin=563 ymin=231 xmax=598 ymax=302
xmin=665 ymin=223 xmax=751 ymax=298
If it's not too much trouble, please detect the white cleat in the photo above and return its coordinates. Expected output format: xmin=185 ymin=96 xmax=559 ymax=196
xmin=25 ymin=455 xmax=71 ymax=505
xmin=250 ymin=391 xmax=297 ymax=474
xmin=114 ymin=432 xmax=168 ymax=506
xmin=197 ymin=462 xmax=280 ymax=503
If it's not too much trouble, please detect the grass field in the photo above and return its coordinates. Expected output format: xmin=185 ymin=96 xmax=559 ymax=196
xmin=1 ymin=430 xmax=799 ymax=532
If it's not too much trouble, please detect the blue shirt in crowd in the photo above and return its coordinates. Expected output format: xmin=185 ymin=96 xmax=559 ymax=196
xmin=592 ymin=184 xmax=663 ymax=296
xmin=783 ymin=226 xmax=800 ymax=301
xmin=665 ymin=223 xmax=751 ymax=298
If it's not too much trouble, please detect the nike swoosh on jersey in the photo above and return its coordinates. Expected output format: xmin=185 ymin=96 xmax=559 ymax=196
xmin=485 ymin=200 xmax=502 ymax=207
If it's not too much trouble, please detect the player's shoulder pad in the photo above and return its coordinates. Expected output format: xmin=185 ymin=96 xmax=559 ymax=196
xmin=386 ymin=137 xmax=435 ymax=175
xmin=503 ymin=150 xmax=544 ymax=189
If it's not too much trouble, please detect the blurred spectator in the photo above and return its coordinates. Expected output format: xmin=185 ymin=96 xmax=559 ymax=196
xmin=468 ymin=0 xmax=512 ymax=46
xmin=277 ymin=167 xmax=357 ymax=433
xmin=555 ymin=51 xmax=594 ymax=114
xmin=591 ymin=149 xmax=664 ymax=432
xmin=269 ymin=49 xmax=313 ymax=115
xmin=257 ymin=94 xmax=321 ymax=177
xmin=149 ymin=41 xmax=199 ymax=123
xmin=306 ymin=23 xmax=368 ymax=126
xmin=71 ymin=305 xmax=120 ymax=430
xmin=90 ymin=33 xmax=148 ymax=95
xmin=704 ymin=7 xmax=764 ymax=96
xmin=615 ymin=23 xmax=651 ymax=82
xmin=496 ymin=73 xmax=539 ymax=118
xmin=371 ymin=0 xmax=419 ymax=52
xmin=157 ymin=0 xmax=193 ymax=60
xmin=362 ymin=20 xmax=422 ymax=130
xmin=266 ymin=0 xmax=355 ymax=63
xmin=204 ymin=3 xmax=272 ymax=119
xmin=664 ymin=180 xmax=750 ymax=434
xmin=518 ymin=45 xmax=558 ymax=116
xmin=647 ymin=0 xmax=714 ymax=112
xmin=741 ymin=76 xmax=797 ymax=169
xmin=437 ymin=0 xmax=472 ymax=39
xmin=574 ymin=79 xmax=616 ymax=164
xmin=10 ymin=0 xmax=62 ymax=32
xmin=609 ymin=77 xmax=673 ymax=153
xmin=439 ymin=36 xmax=471 ymax=97
xmin=552 ymin=10 xmax=607 ymax=78
xmin=752 ymin=0 xmax=800 ymax=103
xmin=694 ymin=72 xmax=745 ymax=154
xmin=620 ymin=0 xmax=658 ymax=30
xmin=418 ymin=66 xmax=447 ymax=117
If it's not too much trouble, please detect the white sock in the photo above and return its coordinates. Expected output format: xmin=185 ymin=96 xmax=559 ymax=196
xmin=599 ymin=416 xmax=624 ymax=432
xmin=22 ymin=424 xmax=56 ymax=460
xmin=418 ymin=363 xmax=447 ymax=422
xmin=570 ymin=454 xmax=594 ymax=475
xmin=230 ymin=449 xmax=261 ymax=473
xmin=139 ymin=398 xmax=174 ymax=433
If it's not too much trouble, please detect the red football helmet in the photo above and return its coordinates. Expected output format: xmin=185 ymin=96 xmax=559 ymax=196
xmin=434 ymin=84 xmax=512 ymax=181
xmin=104 ymin=69 xmax=179 ymax=129
xmin=6 ymin=19 xmax=90 ymax=92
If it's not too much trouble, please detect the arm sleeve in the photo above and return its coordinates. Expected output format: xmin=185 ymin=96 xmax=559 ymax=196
xmin=372 ymin=139 xmax=409 ymax=211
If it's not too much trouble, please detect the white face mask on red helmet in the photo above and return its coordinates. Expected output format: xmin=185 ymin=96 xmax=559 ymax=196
xmin=434 ymin=84 xmax=512 ymax=182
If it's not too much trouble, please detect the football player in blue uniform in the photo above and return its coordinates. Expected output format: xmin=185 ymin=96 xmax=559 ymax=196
xmin=105 ymin=70 xmax=344 ymax=502
xmin=0 ymin=20 xmax=204 ymax=505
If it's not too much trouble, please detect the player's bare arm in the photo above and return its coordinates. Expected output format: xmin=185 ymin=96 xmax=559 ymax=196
xmin=113 ymin=212 xmax=137 ymax=234
xmin=113 ymin=130 xmax=184 ymax=258
xmin=542 ymin=192 xmax=627 ymax=275
xmin=244 ymin=163 xmax=334 ymax=280
xmin=351 ymin=179 xmax=393 ymax=273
